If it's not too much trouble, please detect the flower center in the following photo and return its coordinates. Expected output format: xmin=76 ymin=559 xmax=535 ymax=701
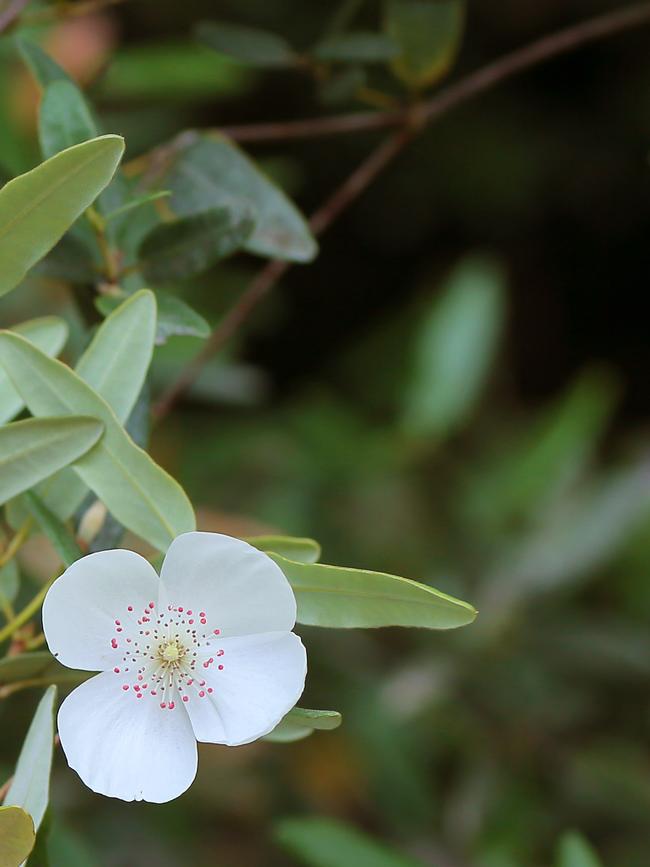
xmin=107 ymin=601 xmax=226 ymax=710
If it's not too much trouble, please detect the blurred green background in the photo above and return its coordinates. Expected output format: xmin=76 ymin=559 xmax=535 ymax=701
xmin=1 ymin=1 xmax=650 ymax=866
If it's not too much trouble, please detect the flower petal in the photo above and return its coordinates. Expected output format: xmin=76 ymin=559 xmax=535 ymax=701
xmin=159 ymin=532 xmax=297 ymax=637
xmin=43 ymin=550 xmax=160 ymax=672
xmin=58 ymin=671 xmax=197 ymax=802
xmin=183 ymin=631 xmax=307 ymax=746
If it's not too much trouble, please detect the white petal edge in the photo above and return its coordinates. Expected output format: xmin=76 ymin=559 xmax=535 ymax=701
xmin=159 ymin=532 xmax=297 ymax=638
xmin=58 ymin=671 xmax=198 ymax=803
xmin=183 ymin=631 xmax=307 ymax=746
xmin=42 ymin=549 xmax=160 ymax=672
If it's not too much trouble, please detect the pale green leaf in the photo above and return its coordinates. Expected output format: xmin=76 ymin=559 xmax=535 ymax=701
xmin=0 ymin=416 xmax=104 ymax=506
xmin=33 ymin=290 xmax=157 ymax=522
xmin=402 ymin=254 xmax=505 ymax=439
xmin=265 ymin=707 xmax=342 ymax=743
xmin=384 ymin=0 xmax=465 ymax=90
xmin=0 ymin=317 xmax=68 ymax=426
xmin=3 ymin=686 xmax=57 ymax=833
xmin=275 ymin=817 xmax=426 ymax=867
xmin=38 ymin=80 xmax=97 ymax=160
xmin=556 ymin=832 xmax=603 ymax=867
xmin=75 ymin=289 xmax=156 ymax=422
xmin=0 ymin=136 xmax=124 ymax=297
xmin=23 ymin=492 xmax=83 ymax=567
xmin=138 ymin=207 xmax=253 ymax=283
xmin=271 ymin=554 xmax=476 ymax=629
xmin=314 ymin=32 xmax=398 ymax=63
xmin=0 ymin=807 xmax=35 ymax=867
xmin=96 ymin=290 xmax=210 ymax=345
xmin=0 ymin=652 xmax=88 ymax=687
xmin=0 ymin=559 xmax=20 ymax=606
xmin=0 ymin=333 xmax=196 ymax=551
xmin=163 ymin=133 xmax=317 ymax=263
xmin=246 ymin=535 xmax=321 ymax=564
xmin=16 ymin=37 xmax=72 ymax=89
xmin=197 ymin=20 xmax=298 ymax=68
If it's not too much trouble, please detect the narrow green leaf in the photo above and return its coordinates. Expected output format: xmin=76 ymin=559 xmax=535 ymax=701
xmin=0 ymin=806 xmax=35 ymax=867
xmin=38 ymin=80 xmax=98 ymax=160
xmin=3 ymin=686 xmax=57 ymax=833
xmin=314 ymin=32 xmax=399 ymax=63
xmin=0 ymin=416 xmax=104 ymax=506
xmin=246 ymin=535 xmax=321 ymax=564
xmin=16 ymin=37 xmax=73 ymax=88
xmin=96 ymin=291 xmax=210 ymax=345
xmin=103 ymin=190 xmax=170 ymax=223
xmin=196 ymin=20 xmax=298 ymax=68
xmin=0 ymin=559 xmax=20 ymax=607
xmin=384 ymin=0 xmax=465 ymax=90
xmin=0 ymin=333 xmax=196 ymax=551
xmin=76 ymin=289 xmax=156 ymax=423
xmin=10 ymin=291 xmax=158 ymax=526
xmin=0 ymin=136 xmax=124 ymax=297
xmin=23 ymin=492 xmax=83 ymax=567
xmin=271 ymin=554 xmax=476 ymax=629
xmin=275 ymin=817 xmax=426 ymax=867
xmin=163 ymin=133 xmax=317 ymax=263
xmin=0 ymin=318 xmax=68 ymax=425
xmin=556 ymin=832 xmax=603 ymax=867
xmin=402 ymin=254 xmax=505 ymax=439
xmin=0 ymin=652 xmax=88 ymax=687
xmin=265 ymin=707 xmax=342 ymax=743
xmin=138 ymin=208 xmax=253 ymax=283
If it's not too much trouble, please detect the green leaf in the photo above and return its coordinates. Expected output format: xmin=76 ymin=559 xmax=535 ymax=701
xmin=0 ymin=416 xmax=104 ymax=506
xmin=472 ymin=367 xmax=620 ymax=526
xmin=103 ymin=190 xmax=170 ymax=223
xmin=0 ymin=318 xmax=68 ymax=426
xmin=275 ymin=817 xmax=426 ymax=867
xmin=0 ymin=136 xmax=124 ymax=298
xmin=314 ymin=32 xmax=399 ymax=63
xmin=76 ymin=289 xmax=156 ymax=423
xmin=0 ymin=652 xmax=88 ymax=687
xmin=137 ymin=208 xmax=253 ymax=283
xmin=402 ymin=254 xmax=505 ymax=440
xmin=0 ymin=559 xmax=20 ymax=607
xmin=10 ymin=291 xmax=158 ymax=526
xmin=196 ymin=20 xmax=298 ymax=68
xmin=96 ymin=291 xmax=210 ymax=345
xmin=38 ymin=80 xmax=98 ymax=160
xmin=271 ymin=554 xmax=476 ymax=629
xmin=265 ymin=707 xmax=342 ymax=743
xmin=23 ymin=492 xmax=83 ymax=567
xmin=163 ymin=133 xmax=317 ymax=263
xmin=16 ymin=38 xmax=73 ymax=89
xmin=384 ymin=0 xmax=465 ymax=90
xmin=0 ymin=807 xmax=35 ymax=867
xmin=3 ymin=686 xmax=57 ymax=833
xmin=556 ymin=832 xmax=603 ymax=867
xmin=0 ymin=333 xmax=196 ymax=552
xmin=246 ymin=535 xmax=321 ymax=564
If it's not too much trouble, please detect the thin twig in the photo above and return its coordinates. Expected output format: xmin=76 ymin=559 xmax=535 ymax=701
xmin=152 ymin=2 xmax=650 ymax=418
xmin=219 ymin=2 xmax=650 ymax=144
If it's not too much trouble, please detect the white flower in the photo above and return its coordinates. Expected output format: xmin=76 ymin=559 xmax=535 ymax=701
xmin=42 ymin=532 xmax=307 ymax=803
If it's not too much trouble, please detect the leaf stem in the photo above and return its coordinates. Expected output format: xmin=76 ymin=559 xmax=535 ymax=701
xmin=0 ymin=518 xmax=33 ymax=570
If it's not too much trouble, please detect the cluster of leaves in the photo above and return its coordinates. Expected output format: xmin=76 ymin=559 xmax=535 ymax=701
xmin=0 ymin=14 xmax=478 ymax=862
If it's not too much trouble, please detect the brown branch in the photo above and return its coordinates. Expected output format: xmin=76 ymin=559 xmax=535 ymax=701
xmin=152 ymin=1 xmax=650 ymax=419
